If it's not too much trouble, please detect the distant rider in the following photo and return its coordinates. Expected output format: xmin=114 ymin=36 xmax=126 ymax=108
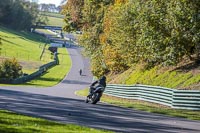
xmin=79 ymin=69 xmax=82 ymax=76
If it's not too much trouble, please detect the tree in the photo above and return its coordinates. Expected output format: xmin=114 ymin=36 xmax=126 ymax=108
xmin=62 ymin=0 xmax=84 ymax=32
xmin=102 ymin=2 xmax=135 ymax=72
xmin=0 ymin=0 xmax=44 ymax=30
xmin=0 ymin=0 xmax=12 ymax=24
xmin=0 ymin=58 xmax=23 ymax=80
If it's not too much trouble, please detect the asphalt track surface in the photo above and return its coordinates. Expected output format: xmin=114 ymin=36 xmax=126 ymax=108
xmin=0 ymin=45 xmax=200 ymax=133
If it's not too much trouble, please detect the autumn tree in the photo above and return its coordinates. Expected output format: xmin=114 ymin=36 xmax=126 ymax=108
xmin=62 ymin=0 xmax=84 ymax=32
xmin=62 ymin=0 xmax=200 ymax=76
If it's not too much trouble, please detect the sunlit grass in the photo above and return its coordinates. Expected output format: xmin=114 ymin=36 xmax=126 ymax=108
xmin=0 ymin=110 xmax=112 ymax=133
xmin=111 ymin=65 xmax=200 ymax=90
xmin=0 ymin=26 xmax=72 ymax=86
xmin=40 ymin=11 xmax=64 ymax=18
xmin=0 ymin=26 xmax=53 ymax=77
xmin=24 ymin=48 xmax=71 ymax=87
xmin=0 ymin=26 xmax=48 ymax=62
xmin=46 ymin=16 xmax=65 ymax=27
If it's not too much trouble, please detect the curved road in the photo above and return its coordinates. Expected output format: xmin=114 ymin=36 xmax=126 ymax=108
xmin=0 ymin=45 xmax=200 ymax=133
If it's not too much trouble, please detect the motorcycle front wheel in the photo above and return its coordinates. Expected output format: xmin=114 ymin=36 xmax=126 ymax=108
xmin=91 ymin=93 xmax=101 ymax=104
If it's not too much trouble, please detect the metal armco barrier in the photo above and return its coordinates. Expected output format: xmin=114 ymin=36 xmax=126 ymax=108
xmin=10 ymin=52 xmax=59 ymax=84
xmin=11 ymin=60 xmax=57 ymax=84
xmin=104 ymin=84 xmax=200 ymax=110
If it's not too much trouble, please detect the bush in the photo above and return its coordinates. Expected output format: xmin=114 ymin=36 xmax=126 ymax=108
xmin=0 ymin=58 xmax=23 ymax=80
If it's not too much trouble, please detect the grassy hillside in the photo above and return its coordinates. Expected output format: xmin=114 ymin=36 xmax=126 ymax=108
xmin=0 ymin=26 xmax=72 ymax=86
xmin=0 ymin=26 xmax=52 ymax=74
xmin=46 ymin=16 xmax=65 ymax=27
xmin=40 ymin=11 xmax=64 ymax=18
xmin=108 ymin=60 xmax=200 ymax=90
xmin=0 ymin=26 xmax=45 ymax=61
xmin=25 ymin=48 xmax=71 ymax=87
xmin=39 ymin=12 xmax=65 ymax=27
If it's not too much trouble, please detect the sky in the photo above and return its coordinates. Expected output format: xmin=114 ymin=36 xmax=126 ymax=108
xmin=38 ymin=0 xmax=62 ymax=6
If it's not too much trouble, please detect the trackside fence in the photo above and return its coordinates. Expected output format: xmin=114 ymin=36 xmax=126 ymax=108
xmin=104 ymin=84 xmax=200 ymax=110
xmin=11 ymin=60 xmax=57 ymax=84
xmin=0 ymin=54 xmax=58 ymax=84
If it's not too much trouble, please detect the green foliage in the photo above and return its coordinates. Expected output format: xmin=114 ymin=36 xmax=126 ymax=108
xmin=102 ymin=3 xmax=138 ymax=72
xmin=62 ymin=0 xmax=113 ymax=76
xmin=0 ymin=0 xmax=44 ymax=30
xmin=62 ymin=0 xmax=84 ymax=32
xmin=0 ymin=58 xmax=22 ymax=80
xmin=63 ymin=0 xmax=200 ymax=76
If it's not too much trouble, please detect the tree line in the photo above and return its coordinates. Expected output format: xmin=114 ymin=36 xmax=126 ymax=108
xmin=62 ymin=0 xmax=200 ymax=77
xmin=0 ymin=0 xmax=46 ymax=30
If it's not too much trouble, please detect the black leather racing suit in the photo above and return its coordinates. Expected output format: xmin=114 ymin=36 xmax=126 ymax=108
xmin=88 ymin=77 xmax=106 ymax=96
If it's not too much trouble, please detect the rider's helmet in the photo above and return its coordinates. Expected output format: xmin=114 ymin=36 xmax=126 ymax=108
xmin=100 ymin=76 xmax=106 ymax=81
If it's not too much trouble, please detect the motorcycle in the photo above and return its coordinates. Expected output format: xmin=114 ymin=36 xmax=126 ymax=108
xmin=85 ymin=85 xmax=105 ymax=104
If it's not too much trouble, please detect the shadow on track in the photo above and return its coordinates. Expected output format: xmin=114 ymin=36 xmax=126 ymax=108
xmin=0 ymin=89 xmax=199 ymax=133
xmin=61 ymin=80 xmax=91 ymax=85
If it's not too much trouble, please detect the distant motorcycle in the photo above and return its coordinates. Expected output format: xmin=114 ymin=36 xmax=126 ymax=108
xmin=85 ymin=86 xmax=105 ymax=104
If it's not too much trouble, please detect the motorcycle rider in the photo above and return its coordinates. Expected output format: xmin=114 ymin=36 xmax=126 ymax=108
xmin=87 ymin=76 xmax=107 ymax=98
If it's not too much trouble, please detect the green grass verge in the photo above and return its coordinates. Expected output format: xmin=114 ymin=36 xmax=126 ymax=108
xmin=0 ymin=110 xmax=112 ymax=133
xmin=76 ymin=88 xmax=200 ymax=121
xmin=24 ymin=48 xmax=71 ymax=87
